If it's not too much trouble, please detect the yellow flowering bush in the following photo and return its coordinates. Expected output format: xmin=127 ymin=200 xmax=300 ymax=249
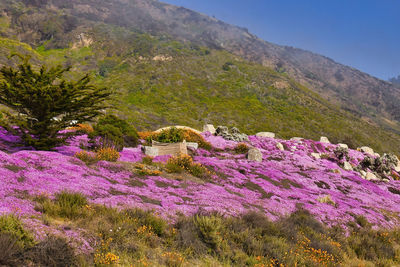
xmin=96 ymin=147 xmax=120 ymax=162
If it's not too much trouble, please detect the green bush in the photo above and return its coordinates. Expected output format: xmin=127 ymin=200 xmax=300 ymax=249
xmin=152 ymin=127 xmax=184 ymax=143
xmin=0 ymin=215 xmax=35 ymax=249
xmin=194 ymin=215 xmax=224 ymax=251
xmin=37 ymin=191 xmax=88 ymax=219
xmin=90 ymin=115 xmax=139 ymax=151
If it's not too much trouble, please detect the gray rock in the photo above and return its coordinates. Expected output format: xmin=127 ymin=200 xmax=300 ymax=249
xmin=143 ymin=146 xmax=159 ymax=157
xmin=343 ymin=161 xmax=353 ymax=171
xmin=215 ymin=126 xmax=229 ymax=135
xmin=203 ymin=124 xmax=216 ymax=134
xmin=383 ymin=178 xmax=390 ymax=183
xmin=320 ymin=136 xmax=330 ymax=143
xmin=247 ymin=148 xmax=263 ymax=162
xmin=276 ymin=143 xmax=284 ymax=151
xmin=186 ymin=142 xmax=199 ymax=150
xmin=360 ymin=146 xmax=374 ymax=156
xmin=215 ymin=126 xmax=248 ymax=142
xmin=256 ymin=132 xmax=275 ymax=138
xmin=360 ymin=170 xmax=367 ymax=177
xmin=230 ymin=127 xmax=241 ymax=134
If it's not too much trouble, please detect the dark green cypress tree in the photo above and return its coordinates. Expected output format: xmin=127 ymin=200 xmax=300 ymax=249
xmin=0 ymin=55 xmax=112 ymax=150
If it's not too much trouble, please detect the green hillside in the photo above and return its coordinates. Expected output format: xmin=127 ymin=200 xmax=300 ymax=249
xmin=0 ymin=17 xmax=399 ymax=153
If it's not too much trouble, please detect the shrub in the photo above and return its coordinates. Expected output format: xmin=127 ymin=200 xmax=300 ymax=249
xmin=24 ymin=236 xmax=77 ymax=267
xmin=165 ymin=155 xmax=192 ymax=173
xmin=148 ymin=128 xmax=212 ymax=150
xmin=162 ymin=251 xmax=185 ymax=267
xmin=96 ymin=147 xmax=120 ymax=162
xmin=347 ymin=228 xmax=396 ymax=261
xmin=126 ymin=209 xmax=166 ymax=237
xmin=194 ymin=215 xmax=224 ymax=251
xmin=234 ymin=143 xmax=249 ymax=154
xmin=134 ymin=164 xmax=161 ymax=176
xmin=0 ymin=55 xmax=112 ymax=150
xmin=142 ymin=156 xmax=154 ymax=165
xmin=182 ymin=130 xmax=212 ymax=150
xmin=0 ymin=215 xmax=35 ymax=249
xmin=0 ymin=233 xmax=22 ymax=266
xmin=317 ymin=195 xmax=336 ymax=206
xmin=152 ymin=127 xmax=184 ymax=143
xmin=90 ymin=115 xmax=139 ymax=151
xmin=75 ymin=150 xmax=97 ymax=165
xmin=37 ymin=191 xmax=88 ymax=219
xmin=165 ymin=155 xmax=211 ymax=179
xmin=174 ymin=216 xmax=208 ymax=256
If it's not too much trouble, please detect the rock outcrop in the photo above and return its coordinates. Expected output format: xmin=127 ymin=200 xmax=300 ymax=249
xmin=215 ymin=126 xmax=248 ymax=142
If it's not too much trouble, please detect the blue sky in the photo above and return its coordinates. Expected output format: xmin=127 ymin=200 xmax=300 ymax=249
xmin=163 ymin=0 xmax=400 ymax=80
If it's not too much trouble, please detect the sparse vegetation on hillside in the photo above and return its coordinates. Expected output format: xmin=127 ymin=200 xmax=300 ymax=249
xmin=0 ymin=12 xmax=399 ymax=152
xmin=4 ymin=198 xmax=400 ymax=266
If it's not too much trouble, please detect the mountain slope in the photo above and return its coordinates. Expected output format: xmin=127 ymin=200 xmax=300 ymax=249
xmin=1 ymin=0 xmax=400 ymax=153
xmin=2 ymin=0 xmax=398 ymax=127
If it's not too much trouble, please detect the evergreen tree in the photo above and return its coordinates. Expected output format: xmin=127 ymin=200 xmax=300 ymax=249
xmin=0 ymin=55 xmax=112 ymax=150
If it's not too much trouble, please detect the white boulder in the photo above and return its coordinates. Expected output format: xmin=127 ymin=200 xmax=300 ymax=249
xmin=365 ymin=172 xmax=379 ymax=181
xmin=359 ymin=146 xmax=374 ymax=156
xmin=186 ymin=142 xmax=199 ymax=150
xmin=276 ymin=143 xmax=284 ymax=151
xmin=247 ymin=148 xmax=263 ymax=162
xmin=311 ymin=153 xmax=321 ymax=159
xmin=143 ymin=146 xmax=159 ymax=157
xmin=203 ymin=124 xmax=216 ymax=134
xmin=320 ymin=136 xmax=330 ymax=143
xmin=338 ymin=143 xmax=348 ymax=149
xmin=256 ymin=132 xmax=275 ymax=138
xmin=343 ymin=161 xmax=353 ymax=171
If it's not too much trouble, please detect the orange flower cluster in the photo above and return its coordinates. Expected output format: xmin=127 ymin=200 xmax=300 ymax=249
xmin=295 ymin=235 xmax=336 ymax=266
xmin=136 ymin=225 xmax=154 ymax=237
xmin=134 ymin=164 xmax=162 ymax=176
xmin=162 ymin=251 xmax=185 ymax=266
xmin=94 ymin=237 xmax=120 ymax=265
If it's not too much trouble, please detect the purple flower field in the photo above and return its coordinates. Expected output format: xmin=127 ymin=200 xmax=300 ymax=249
xmin=1 ymin=128 xmax=400 ymax=249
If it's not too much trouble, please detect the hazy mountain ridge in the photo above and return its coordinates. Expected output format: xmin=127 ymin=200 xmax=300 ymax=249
xmin=389 ymin=75 xmax=400 ymax=86
xmin=11 ymin=0 xmax=398 ymax=125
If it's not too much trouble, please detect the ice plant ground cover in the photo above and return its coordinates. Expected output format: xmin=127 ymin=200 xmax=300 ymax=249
xmin=0 ymin=127 xmax=400 ymax=254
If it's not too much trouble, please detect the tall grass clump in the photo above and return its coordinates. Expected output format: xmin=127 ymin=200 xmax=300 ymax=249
xmin=36 ymin=191 xmax=88 ymax=220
